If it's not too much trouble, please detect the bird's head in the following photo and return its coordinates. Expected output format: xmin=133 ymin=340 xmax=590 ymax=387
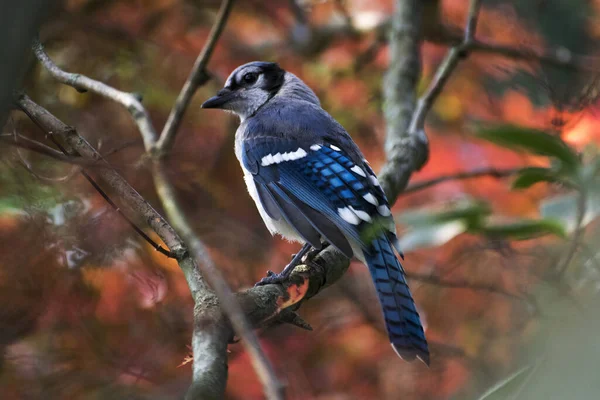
xmin=201 ymin=61 xmax=284 ymax=120
xmin=201 ymin=61 xmax=320 ymax=120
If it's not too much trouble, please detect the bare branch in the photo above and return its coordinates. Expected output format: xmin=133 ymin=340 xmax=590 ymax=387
xmin=407 ymin=272 xmax=528 ymax=302
xmin=407 ymin=0 xmax=482 ymax=164
xmin=463 ymin=0 xmax=482 ymax=42
xmin=154 ymin=0 xmax=235 ymax=155
xmin=348 ymin=4 xmax=599 ymax=74
xmin=426 ymin=29 xmax=600 ymax=74
xmin=32 ymin=38 xmax=158 ymax=151
xmin=378 ymin=0 xmax=427 ymax=203
xmin=17 ymin=154 xmax=79 ymax=183
xmin=2 ymin=130 xmax=175 ymax=255
xmin=15 ymin=94 xmax=181 ymax=263
xmin=0 ymin=133 xmax=92 ymax=166
xmin=152 ymin=162 xmax=284 ymax=400
xmin=402 ymin=167 xmax=522 ymax=195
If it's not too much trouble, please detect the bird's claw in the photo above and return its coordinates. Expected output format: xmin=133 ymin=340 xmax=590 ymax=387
xmin=254 ymin=271 xmax=288 ymax=287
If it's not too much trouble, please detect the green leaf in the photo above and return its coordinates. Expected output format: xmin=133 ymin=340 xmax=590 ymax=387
xmin=512 ymin=167 xmax=561 ymax=189
xmin=431 ymin=201 xmax=491 ymax=228
xmin=0 ymin=197 xmax=26 ymax=216
xmin=395 ymin=200 xmax=491 ymax=251
xmin=540 ymin=186 xmax=600 ymax=233
xmin=397 ymin=200 xmax=491 ymax=229
xmin=477 ymin=364 xmax=537 ymax=400
xmin=397 ymin=220 xmax=467 ymax=252
xmin=477 ymin=125 xmax=579 ymax=170
xmin=477 ymin=219 xmax=566 ymax=240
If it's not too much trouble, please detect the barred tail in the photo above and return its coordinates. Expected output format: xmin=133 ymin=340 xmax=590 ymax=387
xmin=364 ymin=236 xmax=430 ymax=365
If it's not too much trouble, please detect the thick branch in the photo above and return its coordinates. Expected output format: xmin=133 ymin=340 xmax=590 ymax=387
xmin=154 ymin=0 xmax=235 ymax=154
xmin=32 ymin=38 xmax=158 ymax=151
xmin=378 ymin=0 xmax=427 ymax=203
xmin=152 ymin=163 xmax=284 ymax=400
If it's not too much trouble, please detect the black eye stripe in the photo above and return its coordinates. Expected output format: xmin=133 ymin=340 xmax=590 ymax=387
xmin=226 ymin=63 xmax=284 ymax=93
xmin=241 ymin=72 xmax=258 ymax=85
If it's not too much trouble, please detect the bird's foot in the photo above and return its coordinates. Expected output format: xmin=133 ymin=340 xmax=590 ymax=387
xmin=254 ymin=270 xmax=290 ymax=286
xmin=254 ymin=242 xmax=329 ymax=287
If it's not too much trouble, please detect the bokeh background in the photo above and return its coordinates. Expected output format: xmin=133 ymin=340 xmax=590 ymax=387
xmin=2 ymin=0 xmax=600 ymax=399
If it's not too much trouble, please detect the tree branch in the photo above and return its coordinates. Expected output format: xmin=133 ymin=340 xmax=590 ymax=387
xmin=407 ymin=272 xmax=527 ymax=302
xmin=0 ymin=133 xmax=95 ymax=166
xmin=152 ymin=162 xmax=284 ymax=400
xmin=426 ymin=29 xmax=600 ymax=73
xmin=16 ymin=95 xmax=186 ymax=273
xmin=32 ymin=38 xmax=158 ymax=151
xmin=406 ymin=0 xmax=482 ymax=173
xmin=153 ymin=0 xmax=235 ymax=155
xmin=402 ymin=167 xmax=522 ymax=195
xmin=293 ymin=3 xmax=598 ymax=75
xmin=378 ymin=0 xmax=427 ymax=203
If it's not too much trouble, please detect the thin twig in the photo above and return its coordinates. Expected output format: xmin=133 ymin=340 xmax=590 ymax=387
xmin=0 ymin=133 xmax=94 ymax=166
xmin=153 ymin=0 xmax=235 ymax=155
xmin=352 ymin=8 xmax=599 ymax=74
xmin=408 ymin=0 xmax=482 ymax=143
xmin=402 ymin=167 xmax=522 ymax=195
xmin=32 ymin=38 xmax=158 ymax=150
xmin=425 ymin=30 xmax=599 ymax=73
xmin=463 ymin=0 xmax=482 ymax=42
xmin=407 ymin=272 xmax=528 ymax=302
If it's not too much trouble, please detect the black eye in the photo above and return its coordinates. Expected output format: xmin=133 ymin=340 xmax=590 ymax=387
xmin=242 ymin=72 xmax=258 ymax=85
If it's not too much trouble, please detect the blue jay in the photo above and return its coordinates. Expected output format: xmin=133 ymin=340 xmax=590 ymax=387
xmin=202 ymin=62 xmax=429 ymax=365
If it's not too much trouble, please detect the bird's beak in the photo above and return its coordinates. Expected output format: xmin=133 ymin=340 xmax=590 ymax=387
xmin=201 ymin=88 xmax=234 ymax=109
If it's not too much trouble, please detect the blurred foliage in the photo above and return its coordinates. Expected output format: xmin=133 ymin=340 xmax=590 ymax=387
xmin=2 ymin=0 xmax=600 ymax=399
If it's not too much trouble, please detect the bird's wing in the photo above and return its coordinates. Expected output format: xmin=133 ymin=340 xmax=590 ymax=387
xmin=242 ymin=133 xmax=399 ymax=259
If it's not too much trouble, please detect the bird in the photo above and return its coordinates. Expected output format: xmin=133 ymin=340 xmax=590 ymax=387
xmin=201 ymin=61 xmax=429 ymax=365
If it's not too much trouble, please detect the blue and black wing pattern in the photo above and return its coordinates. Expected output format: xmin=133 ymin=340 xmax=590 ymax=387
xmin=243 ymin=137 xmax=429 ymax=364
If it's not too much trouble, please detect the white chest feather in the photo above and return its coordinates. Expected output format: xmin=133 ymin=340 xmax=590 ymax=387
xmin=240 ymin=164 xmax=304 ymax=243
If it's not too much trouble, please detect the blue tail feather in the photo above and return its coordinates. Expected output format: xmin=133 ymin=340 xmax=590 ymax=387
xmin=364 ymin=236 xmax=430 ymax=365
